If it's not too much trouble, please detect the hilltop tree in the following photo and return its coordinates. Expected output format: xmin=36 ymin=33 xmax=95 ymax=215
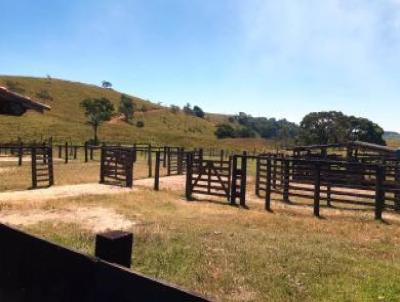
xmin=101 ymin=81 xmax=112 ymax=89
xmin=183 ymin=103 xmax=193 ymax=115
xmin=119 ymin=94 xmax=135 ymax=122
xmin=193 ymin=105 xmax=205 ymax=118
xmin=80 ymin=97 xmax=114 ymax=145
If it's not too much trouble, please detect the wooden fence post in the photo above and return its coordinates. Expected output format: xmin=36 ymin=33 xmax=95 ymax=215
xmin=31 ymin=147 xmax=37 ymax=189
xmin=148 ymin=146 xmax=152 ymax=178
xmin=74 ymin=146 xmax=78 ymax=160
xmin=395 ymin=163 xmax=400 ymax=212
xmin=90 ymin=146 xmax=94 ymax=160
xmin=95 ymin=231 xmax=133 ymax=268
xmin=313 ymin=163 xmax=321 ymax=217
xmin=167 ymin=147 xmax=171 ymax=176
xmin=163 ymin=146 xmax=167 ymax=168
xmin=126 ymin=148 xmax=134 ymax=188
xmin=84 ymin=142 xmax=88 ymax=162
xmin=99 ymin=147 xmax=105 ymax=184
xmin=154 ymin=151 xmax=160 ymax=191
xmin=375 ymin=166 xmax=385 ymax=220
xmin=18 ymin=142 xmax=23 ymax=166
xmin=230 ymin=156 xmax=238 ymax=205
xmin=240 ymin=155 xmax=247 ymax=207
xmin=58 ymin=145 xmax=62 ymax=158
xmin=185 ymin=152 xmax=193 ymax=200
xmin=265 ymin=158 xmax=272 ymax=212
xmin=48 ymin=147 xmax=54 ymax=186
xmin=64 ymin=142 xmax=68 ymax=164
xmin=255 ymin=157 xmax=260 ymax=196
xmin=283 ymin=159 xmax=290 ymax=203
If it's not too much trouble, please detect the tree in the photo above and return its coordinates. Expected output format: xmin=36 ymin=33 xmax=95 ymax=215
xmin=101 ymin=81 xmax=112 ymax=89
xmin=183 ymin=103 xmax=193 ymax=115
xmin=80 ymin=98 xmax=114 ymax=145
xmin=299 ymin=111 xmax=385 ymax=145
xmin=193 ymin=105 xmax=205 ymax=118
xmin=119 ymin=94 xmax=135 ymax=122
xmin=215 ymin=124 xmax=236 ymax=138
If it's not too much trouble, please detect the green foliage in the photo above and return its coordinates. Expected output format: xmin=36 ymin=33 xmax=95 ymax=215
xmin=170 ymin=105 xmax=180 ymax=114
xmin=119 ymin=94 xmax=135 ymax=122
xmin=183 ymin=103 xmax=205 ymax=119
xmin=299 ymin=111 xmax=385 ymax=145
xmin=35 ymin=89 xmax=53 ymax=101
xmin=80 ymin=97 xmax=114 ymax=144
xmin=136 ymin=120 xmax=144 ymax=128
xmin=215 ymin=123 xmax=255 ymax=139
xmin=233 ymin=112 xmax=299 ymax=140
xmin=192 ymin=105 xmax=205 ymax=118
xmin=101 ymin=80 xmax=112 ymax=89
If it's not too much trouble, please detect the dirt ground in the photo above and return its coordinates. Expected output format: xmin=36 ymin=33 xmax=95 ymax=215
xmin=0 ymin=176 xmax=185 ymax=232
xmin=0 ymin=205 xmax=135 ymax=232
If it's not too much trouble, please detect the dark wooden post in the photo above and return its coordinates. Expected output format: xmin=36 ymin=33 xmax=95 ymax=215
xmin=95 ymin=231 xmax=133 ymax=268
xmin=326 ymin=183 xmax=332 ymax=207
xmin=48 ymin=147 xmax=54 ymax=186
xmin=163 ymin=146 xmax=167 ymax=168
xmin=230 ymin=156 xmax=238 ymax=204
xmin=395 ymin=163 xmax=400 ymax=212
xmin=90 ymin=146 xmax=94 ymax=160
xmin=99 ymin=147 xmax=105 ymax=184
xmin=64 ymin=142 xmax=68 ymax=164
xmin=84 ymin=142 xmax=88 ymax=162
xmin=148 ymin=146 xmax=152 ymax=178
xmin=265 ymin=158 xmax=272 ymax=212
xmin=283 ymin=159 xmax=290 ymax=203
xmin=58 ymin=145 xmax=62 ymax=158
xmin=154 ymin=151 xmax=160 ymax=191
xmin=272 ymin=156 xmax=277 ymax=189
xmin=18 ymin=142 xmax=23 ymax=166
xmin=185 ymin=152 xmax=193 ymax=200
xmin=126 ymin=149 xmax=134 ymax=188
xmin=240 ymin=155 xmax=247 ymax=207
xmin=31 ymin=147 xmax=37 ymax=189
xmin=255 ymin=157 xmax=260 ymax=196
xmin=167 ymin=147 xmax=171 ymax=176
xmin=220 ymin=150 xmax=224 ymax=165
xmin=375 ymin=166 xmax=385 ymax=220
xmin=313 ymin=163 xmax=321 ymax=217
xmin=74 ymin=146 xmax=78 ymax=160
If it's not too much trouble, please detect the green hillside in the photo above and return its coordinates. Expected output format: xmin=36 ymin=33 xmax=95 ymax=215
xmin=0 ymin=76 xmax=272 ymax=150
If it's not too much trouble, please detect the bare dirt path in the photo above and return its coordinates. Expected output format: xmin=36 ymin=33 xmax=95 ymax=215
xmin=0 ymin=183 xmax=136 ymax=203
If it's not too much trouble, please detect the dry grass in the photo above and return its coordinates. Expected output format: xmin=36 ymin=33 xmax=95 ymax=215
xmin=0 ymin=174 xmax=400 ymax=301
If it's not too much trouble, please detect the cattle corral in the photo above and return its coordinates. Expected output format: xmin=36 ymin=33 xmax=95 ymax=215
xmin=1 ymin=139 xmax=400 ymax=301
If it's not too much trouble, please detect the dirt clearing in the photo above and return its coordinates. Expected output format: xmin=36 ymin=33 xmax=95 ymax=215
xmin=0 ymin=183 xmax=136 ymax=203
xmin=0 ymin=205 xmax=135 ymax=232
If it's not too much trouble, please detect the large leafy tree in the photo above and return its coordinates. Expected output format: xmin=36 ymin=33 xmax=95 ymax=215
xmin=80 ymin=98 xmax=114 ymax=145
xmin=299 ymin=111 xmax=385 ymax=145
xmin=119 ymin=94 xmax=135 ymax=122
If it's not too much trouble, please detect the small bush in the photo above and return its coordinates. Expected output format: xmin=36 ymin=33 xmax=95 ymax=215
xmin=136 ymin=121 xmax=144 ymax=128
xmin=36 ymin=89 xmax=53 ymax=101
xmin=170 ymin=105 xmax=180 ymax=114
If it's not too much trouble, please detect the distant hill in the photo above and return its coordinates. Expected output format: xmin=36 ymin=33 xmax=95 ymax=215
xmin=383 ymin=131 xmax=400 ymax=140
xmin=0 ymin=76 xmax=274 ymax=150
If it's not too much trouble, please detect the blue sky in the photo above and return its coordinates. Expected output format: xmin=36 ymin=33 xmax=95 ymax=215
xmin=1 ymin=0 xmax=399 ymax=131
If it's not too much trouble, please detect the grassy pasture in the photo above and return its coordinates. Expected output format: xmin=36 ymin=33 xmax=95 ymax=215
xmin=0 ymin=155 xmax=400 ymax=301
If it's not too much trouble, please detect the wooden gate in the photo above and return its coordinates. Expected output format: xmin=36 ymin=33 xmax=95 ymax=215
xmin=167 ymin=147 xmax=185 ymax=175
xmin=31 ymin=146 xmax=54 ymax=188
xmin=100 ymin=147 xmax=134 ymax=187
xmin=186 ymin=155 xmax=232 ymax=201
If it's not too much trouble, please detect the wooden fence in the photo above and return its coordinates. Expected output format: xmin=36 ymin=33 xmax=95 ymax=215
xmin=0 ymin=224 xmax=210 ymax=302
xmin=255 ymin=156 xmax=400 ymax=219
